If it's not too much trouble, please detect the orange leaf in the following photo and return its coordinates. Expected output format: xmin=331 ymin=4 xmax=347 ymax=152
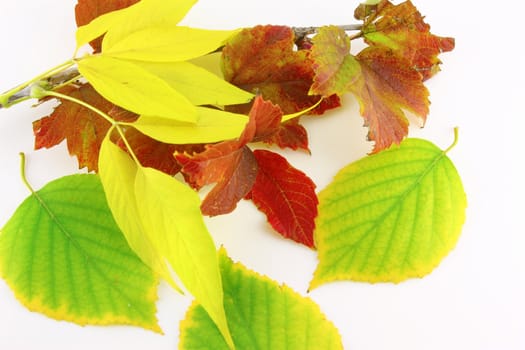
xmin=248 ymin=150 xmax=318 ymax=248
xmin=33 ymin=83 xmax=135 ymax=171
xmin=176 ymin=96 xmax=283 ymax=216
xmin=351 ymin=46 xmax=429 ymax=153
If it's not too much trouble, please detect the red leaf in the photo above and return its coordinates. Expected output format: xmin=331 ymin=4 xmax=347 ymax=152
xmin=176 ymin=96 xmax=282 ymax=216
xmin=75 ymin=0 xmax=139 ymax=52
xmin=33 ymin=83 xmax=135 ymax=171
xmin=248 ymin=150 xmax=318 ymax=248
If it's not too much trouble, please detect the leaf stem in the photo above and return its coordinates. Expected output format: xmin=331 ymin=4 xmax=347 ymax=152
xmin=0 ymin=59 xmax=76 ymax=109
xmin=293 ymin=24 xmax=362 ymax=40
xmin=19 ymin=152 xmax=36 ymax=194
xmin=444 ymin=127 xmax=459 ymax=153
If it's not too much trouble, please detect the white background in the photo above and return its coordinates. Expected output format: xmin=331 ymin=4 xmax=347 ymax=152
xmin=1 ymin=1 xmax=524 ymax=349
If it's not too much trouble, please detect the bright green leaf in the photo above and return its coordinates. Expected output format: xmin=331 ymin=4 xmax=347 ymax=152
xmin=135 ymin=60 xmax=253 ymax=106
xmin=311 ymin=136 xmax=467 ymax=287
xmin=179 ymin=248 xmax=343 ymax=350
xmin=98 ymin=136 xmax=182 ymax=292
xmin=0 ymin=174 xmax=159 ymax=331
xmin=104 ymin=26 xmax=239 ymax=63
xmin=134 ymin=167 xmax=233 ymax=349
xmin=130 ymin=107 xmax=248 ymax=144
xmin=78 ymin=55 xmax=197 ymax=122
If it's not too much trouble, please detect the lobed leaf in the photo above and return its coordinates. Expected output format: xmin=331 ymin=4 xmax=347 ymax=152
xmin=311 ymin=137 xmax=467 ymax=288
xmin=248 ymin=150 xmax=318 ymax=248
xmin=357 ymin=0 xmax=455 ymax=80
xmin=222 ymin=25 xmax=339 ymax=116
xmin=33 ymin=83 xmax=136 ymax=172
xmin=78 ymin=55 xmax=197 ymax=123
xmin=176 ymin=96 xmax=283 ymax=216
xmin=309 ymin=26 xmax=429 ymax=153
xmin=179 ymin=248 xmax=343 ymax=350
xmin=0 ymin=174 xmax=159 ymax=331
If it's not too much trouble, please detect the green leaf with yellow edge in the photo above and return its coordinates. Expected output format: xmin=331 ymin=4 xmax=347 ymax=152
xmin=98 ymin=136 xmax=183 ymax=293
xmin=130 ymin=107 xmax=248 ymax=145
xmin=311 ymin=134 xmax=467 ymax=288
xmin=0 ymin=174 xmax=159 ymax=331
xmin=135 ymin=61 xmax=253 ymax=106
xmin=179 ymin=248 xmax=343 ymax=350
xmin=104 ymin=26 xmax=239 ymax=63
xmin=78 ymin=55 xmax=197 ymax=123
xmin=134 ymin=166 xmax=233 ymax=349
xmin=76 ymin=0 xmax=197 ymax=51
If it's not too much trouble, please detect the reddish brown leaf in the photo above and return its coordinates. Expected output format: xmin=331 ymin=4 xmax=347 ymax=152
xmin=75 ymin=0 xmax=139 ymax=52
xmin=309 ymin=25 xmax=430 ymax=153
xmin=357 ymin=0 xmax=455 ymax=80
xmin=176 ymin=96 xmax=283 ymax=216
xmin=33 ymin=83 xmax=135 ymax=171
xmin=248 ymin=150 xmax=318 ymax=248
xmin=222 ymin=25 xmax=338 ymax=116
xmin=117 ymin=128 xmax=205 ymax=176
xmin=265 ymin=119 xmax=310 ymax=152
xmin=352 ymin=46 xmax=429 ymax=152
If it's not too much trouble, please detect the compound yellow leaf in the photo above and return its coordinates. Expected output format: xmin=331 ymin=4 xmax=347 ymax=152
xmin=78 ymin=55 xmax=197 ymax=122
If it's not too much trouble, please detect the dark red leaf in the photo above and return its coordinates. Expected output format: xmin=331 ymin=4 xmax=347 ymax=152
xmin=248 ymin=150 xmax=318 ymax=248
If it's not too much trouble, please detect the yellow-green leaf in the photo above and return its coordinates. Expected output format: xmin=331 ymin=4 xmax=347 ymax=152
xmin=311 ymin=136 xmax=467 ymax=288
xmin=78 ymin=55 xmax=197 ymax=122
xmin=179 ymin=248 xmax=343 ymax=350
xmin=104 ymin=26 xmax=239 ymax=63
xmin=98 ymin=136 xmax=182 ymax=292
xmin=0 ymin=174 xmax=159 ymax=331
xmin=134 ymin=167 xmax=234 ymax=349
xmin=130 ymin=107 xmax=248 ymax=144
xmin=135 ymin=61 xmax=253 ymax=106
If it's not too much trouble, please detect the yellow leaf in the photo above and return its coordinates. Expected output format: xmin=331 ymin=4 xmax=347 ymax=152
xmin=78 ymin=55 xmax=197 ymax=122
xmin=76 ymin=0 xmax=197 ymax=51
xmin=98 ymin=136 xmax=182 ymax=292
xmin=134 ymin=167 xmax=234 ymax=349
xmin=104 ymin=26 xmax=239 ymax=62
xmin=135 ymin=60 xmax=253 ymax=106
xmin=130 ymin=108 xmax=248 ymax=144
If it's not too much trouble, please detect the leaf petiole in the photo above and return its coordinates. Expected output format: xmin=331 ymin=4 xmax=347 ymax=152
xmin=0 ymin=59 xmax=76 ymax=109
xmin=445 ymin=127 xmax=460 ymax=153
xmin=18 ymin=152 xmax=35 ymax=195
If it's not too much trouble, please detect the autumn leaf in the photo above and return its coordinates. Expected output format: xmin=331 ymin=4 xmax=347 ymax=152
xmin=223 ymin=25 xmax=340 ymax=114
xmin=33 ymin=83 xmax=136 ymax=172
xmin=248 ymin=150 xmax=318 ymax=248
xmin=309 ymin=26 xmax=429 ymax=153
xmin=176 ymin=96 xmax=283 ymax=216
xmin=75 ymin=0 xmax=139 ymax=52
xmin=356 ymin=0 xmax=455 ymax=80
xmin=117 ymin=128 xmax=205 ymax=176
